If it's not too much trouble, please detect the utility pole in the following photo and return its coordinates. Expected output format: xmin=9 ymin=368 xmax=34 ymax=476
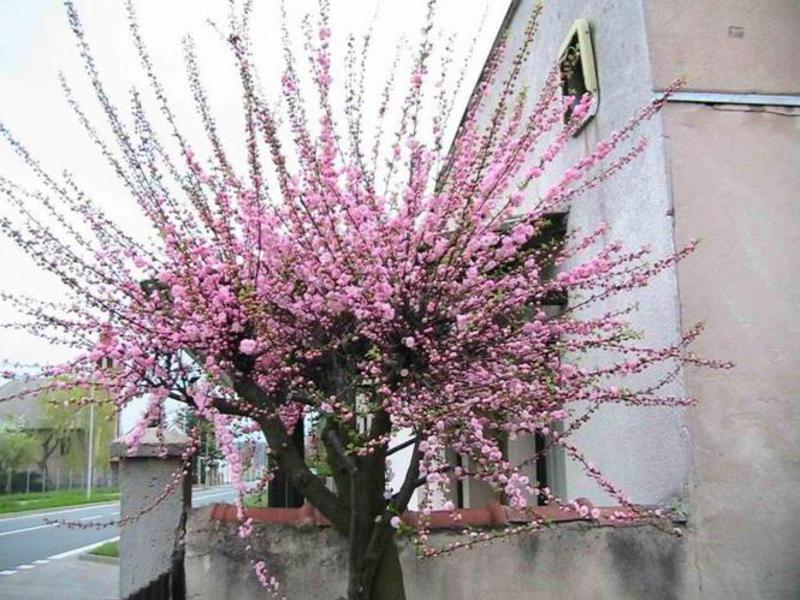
xmin=87 ymin=355 xmax=112 ymax=499
xmin=86 ymin=383 xmax=95 ymax=500
xmin=204 ymin=432 xmax=210 ymax=486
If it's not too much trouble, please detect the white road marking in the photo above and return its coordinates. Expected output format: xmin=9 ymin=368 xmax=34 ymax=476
xmin=79 ymin=514 xmax=103 ymax=521
xmin=17 ymin=565 xmax=34 ymax=570
xmin=0 ymin=570 xmax=18 ymax=576
xmin=0 ymin=523 xmax=56 ymax=537
xmin=0 ymin=502 xmax=119 ymax=523
xmin=34 ymin=560 xmax=49 ymax=565
xmin=0 ymin=485 xmax=236 ymax=524
xmin=48 ymin=536 xmax=120 ymax=560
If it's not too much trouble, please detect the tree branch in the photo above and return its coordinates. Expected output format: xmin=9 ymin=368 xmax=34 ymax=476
xmin=233 ymin=376 xmax=350 ymax=534
xmin=392 ymin=439 xmax=422 ymax=513
xmin=386 ymin=434 xmax=418 ymax=457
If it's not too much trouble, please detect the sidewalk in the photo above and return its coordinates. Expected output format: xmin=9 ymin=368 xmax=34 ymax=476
xmin=0 ymin=555 xmax=118 ymax=600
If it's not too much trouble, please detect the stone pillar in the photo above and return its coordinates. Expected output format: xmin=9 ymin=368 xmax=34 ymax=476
xmin=111 ymin=428 xmax=192 ymax=599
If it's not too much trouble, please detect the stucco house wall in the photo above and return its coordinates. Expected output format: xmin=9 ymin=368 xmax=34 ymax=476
xmin=645 ymin=1 xmax=800 ymax=597
xmin=665 ymin=101 xmax=800 ymax=599
xmin=451 ymin=0 xmax=800 ymax=597
xmin=647 ymin=0 xmax=800 ymax=95
xmin=466 ymin=0 xmax=691 ymax=507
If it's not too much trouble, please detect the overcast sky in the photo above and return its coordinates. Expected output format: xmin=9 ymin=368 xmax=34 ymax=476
xmin=0 ymin=0 xmax=510 ymax=375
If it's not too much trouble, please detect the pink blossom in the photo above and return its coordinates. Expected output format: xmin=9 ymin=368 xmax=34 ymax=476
xmin=239 ymin=339 xmax=258 ymax=355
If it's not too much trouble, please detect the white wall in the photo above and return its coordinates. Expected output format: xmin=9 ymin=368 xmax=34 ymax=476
xmin=474 ymin=0 xmax=690 ymax=505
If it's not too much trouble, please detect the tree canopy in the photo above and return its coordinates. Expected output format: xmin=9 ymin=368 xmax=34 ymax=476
xmin=0 ymin=417 xmax=39 ymax=492
xmin=0 ymin=1 xmax=728 ymax=598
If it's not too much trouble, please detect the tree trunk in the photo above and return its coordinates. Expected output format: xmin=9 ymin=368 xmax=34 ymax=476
xmin=234 ymin=378 xmax=406 ymax=600
xmin=38 ymin=435 xmax=57 ymax=490
xmin=347 ymin=536 xmax=406 ymax=600
xmin=370 ymin=538 xmax=406 ymax=600
xmin=37 ymin=460 xmax=49 ymax=489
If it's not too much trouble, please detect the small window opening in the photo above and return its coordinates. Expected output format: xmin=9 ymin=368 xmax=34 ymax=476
xmin=558 ymin=19 xmax=599 ymax=132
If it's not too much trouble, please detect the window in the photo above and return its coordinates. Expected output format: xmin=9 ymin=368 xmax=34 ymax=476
xmin=446 ymin=213 xmax=569 ymax=509
xmin=558 ymin=19 xmax=599 ymax=132
xmin=510 ymin=212 xmax=568 ymax=506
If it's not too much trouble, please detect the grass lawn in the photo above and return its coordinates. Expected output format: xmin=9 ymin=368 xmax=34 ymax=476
xmin=244 ymin=491 xmax=267 ymax=507
xmin=89 ymin=540 xmax=119 ymax=558
xmin=0 ymin=488 xmax=119 ymax=515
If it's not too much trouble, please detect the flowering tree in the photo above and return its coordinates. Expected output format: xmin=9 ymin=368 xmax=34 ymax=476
xmin=0 ymin=1 xmax=728 ymax=599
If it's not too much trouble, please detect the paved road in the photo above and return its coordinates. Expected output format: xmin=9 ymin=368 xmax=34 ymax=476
xmin=0 ymin=485 xmax=236 ymax=576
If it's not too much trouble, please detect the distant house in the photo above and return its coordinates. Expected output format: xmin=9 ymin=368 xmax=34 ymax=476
xmin=0 ymin=379 xmax=49 ymax=436
xmin=0 ymin=378 xmax=116 ymax=491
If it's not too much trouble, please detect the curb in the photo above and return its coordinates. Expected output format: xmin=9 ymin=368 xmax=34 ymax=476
xmin=79 ymin=553 xmax=119 ymax=566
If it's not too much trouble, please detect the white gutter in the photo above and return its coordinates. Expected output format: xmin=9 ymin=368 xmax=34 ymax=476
xmin=663 ymin=91 xmax=800 ymax=108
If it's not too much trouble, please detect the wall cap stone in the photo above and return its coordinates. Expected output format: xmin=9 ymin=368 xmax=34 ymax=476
xmin=209 ymin=501 xmax=685 ymax=530
xmin=110 ymin=427 xmax=191 ymax=459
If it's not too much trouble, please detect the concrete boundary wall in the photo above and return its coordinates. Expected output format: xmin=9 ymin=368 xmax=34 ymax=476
xmin=184 ymin=506 xmax=694 ymax=600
